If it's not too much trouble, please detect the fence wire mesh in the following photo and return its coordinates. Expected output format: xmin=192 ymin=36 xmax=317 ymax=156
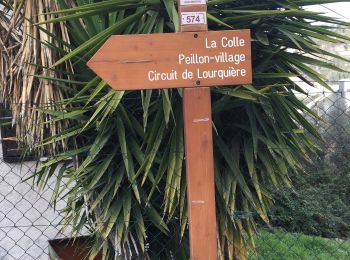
xmin=0 ymin=84 xmax=349 ymax=259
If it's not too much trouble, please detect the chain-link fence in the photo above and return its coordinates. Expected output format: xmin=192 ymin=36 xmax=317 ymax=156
xmin=0 ymin=162 xmax=77 ymax=259
xmin=0 ymin=82 xmax=350 ymax=259
xmin=253 ymin=82 xmax=350 ymax=259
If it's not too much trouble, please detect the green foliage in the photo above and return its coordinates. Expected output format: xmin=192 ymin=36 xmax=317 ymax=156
xmin=28 ymin=0 xmax=350 ymax=259
xmin=269 ymin=92 xmax=350 ymax=239
xmin=249 ymin=230 xmax=350 ymax=260
xmin=269 ymin=161 xmax=350 ymax=238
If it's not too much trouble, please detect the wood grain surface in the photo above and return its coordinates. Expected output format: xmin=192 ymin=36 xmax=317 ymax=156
xmin=180 ymin=2 xmax=218 ymax=259
xmin=87 ymin=30 xmax=252 ymax=90
xmin=179 ymin=4 xmax=208 ymax=32
xmin=183 ymin=87 xmax=218 ymax=260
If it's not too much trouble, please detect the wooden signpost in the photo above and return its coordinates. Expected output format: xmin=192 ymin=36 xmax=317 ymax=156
xmin=88 ymin=1 xmax=252 ymax=259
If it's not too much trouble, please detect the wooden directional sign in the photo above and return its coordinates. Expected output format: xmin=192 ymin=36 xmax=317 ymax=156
xmin=88 ymin=1 xmax=252 ymax=259
xmin=87 ymin=30 xmax=252 ymax=90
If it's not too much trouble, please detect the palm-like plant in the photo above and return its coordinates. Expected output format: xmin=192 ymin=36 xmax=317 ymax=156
xmin=5 ymin=0 xmax=350 ymax=259
xmin=0 ymin=0 xmax=72 ymax=154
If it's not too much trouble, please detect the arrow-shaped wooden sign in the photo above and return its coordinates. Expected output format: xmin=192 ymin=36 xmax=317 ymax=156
xmin=87 ymin=30 xmax=252 ymax=90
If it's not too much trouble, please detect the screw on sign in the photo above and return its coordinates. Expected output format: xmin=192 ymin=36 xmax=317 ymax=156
xmin=87 ymin=1 xmax=252 ymax=259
